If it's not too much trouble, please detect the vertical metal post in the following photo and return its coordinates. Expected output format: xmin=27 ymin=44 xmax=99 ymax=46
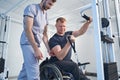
xmin=92 ymin=0 xmax=105 ymax=80
xmin=115 ymin=0 xmax=120 ymax=33
xmin=3 ymin=16 xmax=11 ymax=80
xmin=103 ymin=0 xmax=116 ymax=62
xmin=115 ymin=0 xmax=120 ymax=48
xmin=0 ymin=14 xmax=10 ymax=80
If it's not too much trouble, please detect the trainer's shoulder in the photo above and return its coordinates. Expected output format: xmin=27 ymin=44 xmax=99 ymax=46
xmin=25 ymin=3 xmax=38 ymax=9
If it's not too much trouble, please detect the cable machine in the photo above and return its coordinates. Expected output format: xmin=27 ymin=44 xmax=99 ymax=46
xmin=91 ymin=0 xmax=118 ymax=80
xmin=0 ymin=14 xmax=10 ymax=80
xmin=80 ymin=0 xmax=119 ymax=80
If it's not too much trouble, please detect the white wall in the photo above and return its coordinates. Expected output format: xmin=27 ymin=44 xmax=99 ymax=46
xmin=7 ymin=21 xmax=23 ymax=78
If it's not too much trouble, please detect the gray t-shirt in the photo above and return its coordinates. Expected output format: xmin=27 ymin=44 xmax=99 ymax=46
xmin=20 ymin=4 xmax=48 ymax=47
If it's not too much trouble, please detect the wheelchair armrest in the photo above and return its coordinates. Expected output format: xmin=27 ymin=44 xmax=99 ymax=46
xmin=40 ymin=57 xmax=49 ymax=68
xmin=78 ymin=62 xmax=90 ymax=66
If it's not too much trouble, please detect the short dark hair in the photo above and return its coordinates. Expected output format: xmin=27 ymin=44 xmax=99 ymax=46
xmin=52 ymin=0 xmax=56 ymax=2
xmin=56 ymin=17 xmax=66 ymax=23
xmin=42 ymin=0 xmax=56 ymax=2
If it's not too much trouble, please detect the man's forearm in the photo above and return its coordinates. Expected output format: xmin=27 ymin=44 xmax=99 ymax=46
xmin=25 ymin=29 xmax=38 ymax=51
xmin=58 ymin=42 xmax=71 ymax=60
xmin=79 ymin=21 xmax=91 ymax=35
xmin=43 ymin=36 xmax=50 ymax=52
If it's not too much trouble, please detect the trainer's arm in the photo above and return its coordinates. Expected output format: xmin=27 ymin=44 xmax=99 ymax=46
xmin=43 ymin=25 xmax=50 ymax=53
xmin=24 ymin=16 xmax=38 ymax=50
xmin=24 ymin=16 xmax=43 ymax=59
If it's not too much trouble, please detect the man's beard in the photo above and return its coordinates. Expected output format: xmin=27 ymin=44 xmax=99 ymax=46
xmin=42 ymin=0 xmax=47 ymax=10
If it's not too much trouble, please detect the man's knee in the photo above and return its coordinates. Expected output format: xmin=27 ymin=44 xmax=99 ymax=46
xmin=71 ymin=62 xmax=78 ymax=69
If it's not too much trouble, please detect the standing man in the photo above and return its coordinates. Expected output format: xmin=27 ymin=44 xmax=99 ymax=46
xmin=18 ymin=0 xmax=56 ymax=80
xmin=48 ymin=17 xmax=92 ymax=80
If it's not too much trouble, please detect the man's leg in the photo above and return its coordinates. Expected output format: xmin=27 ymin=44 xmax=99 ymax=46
xmin=18 ymin=63 xmax=27 ymax=80
xmin=54 ymin=60 xmax=81 ymax=80
xmin=21 ymin=45 xmax=40 ymax=80
xmin=56 ymin=60 xmax=90 ymax=80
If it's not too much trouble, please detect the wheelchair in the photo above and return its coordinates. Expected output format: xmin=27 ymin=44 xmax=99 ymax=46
xmin=40 ymin=57 xmax=73 ymax=80
xmin=40 ymin=57 xmax=90 ymax=80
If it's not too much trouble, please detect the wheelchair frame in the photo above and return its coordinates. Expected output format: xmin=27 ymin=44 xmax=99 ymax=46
xmin=40 ymin=57 xmax=90 ymax=80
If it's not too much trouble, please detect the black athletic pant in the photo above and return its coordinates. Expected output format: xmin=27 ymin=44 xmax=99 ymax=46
xmin=53 ymin=60 xmax=89 ymax=80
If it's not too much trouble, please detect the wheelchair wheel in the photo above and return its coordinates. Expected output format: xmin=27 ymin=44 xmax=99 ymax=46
xmin=40 ymin=63 xmax=63 ymax=80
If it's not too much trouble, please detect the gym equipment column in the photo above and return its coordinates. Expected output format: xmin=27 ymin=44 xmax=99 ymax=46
xmin=0 ymin=14 xmax=10 ymax=80
xmin=101 ymin=0 xmax=118 ymax=80
xmin=92 ymin=0 xmax=105 ymax=80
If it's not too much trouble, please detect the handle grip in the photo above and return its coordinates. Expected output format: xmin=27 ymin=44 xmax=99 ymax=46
xmin=82 ymin=14 xmax=90 ymax=21
xmin=67 ymin=35 xmax=76 ymax=53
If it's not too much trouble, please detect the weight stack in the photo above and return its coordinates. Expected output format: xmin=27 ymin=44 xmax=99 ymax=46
xmin=104 ymin=62 xmax=118 ymax=80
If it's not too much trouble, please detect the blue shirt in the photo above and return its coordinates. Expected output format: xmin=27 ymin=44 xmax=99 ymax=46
xmin=20 ymin=4 xmax=48 ymax=47
xmin=49 ymin=31 xmax=73 ymax=61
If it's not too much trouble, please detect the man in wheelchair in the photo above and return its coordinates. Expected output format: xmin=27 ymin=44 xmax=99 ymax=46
xmin=40 ymin=17 xmax=92 ymax=80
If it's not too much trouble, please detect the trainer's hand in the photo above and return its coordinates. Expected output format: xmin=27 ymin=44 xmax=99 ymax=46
xmin=34 ymin=48 xmax=43 ymax=60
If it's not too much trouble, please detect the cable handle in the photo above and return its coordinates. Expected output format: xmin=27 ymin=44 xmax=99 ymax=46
xmin=82 ymin=14 xmax=90 ymax=21
xmin=67 ymin=35 xmax=76 ymax=53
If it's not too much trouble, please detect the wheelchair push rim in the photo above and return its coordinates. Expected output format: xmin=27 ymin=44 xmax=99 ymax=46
xmin=40 ymin=63 xmax=63 ymax=80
